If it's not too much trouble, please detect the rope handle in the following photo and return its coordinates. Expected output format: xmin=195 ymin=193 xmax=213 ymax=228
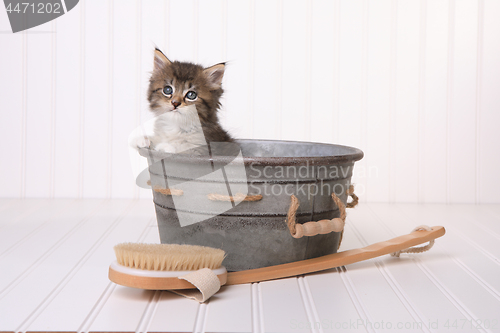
xmin=152 ymin=184 xmax=262 ymax=202
xmin=152 ymin=186 xmax=184 ymax=196
xmin=286 ymin=190 xmax=348 ymax=239
xmin=346 ymin=185 xmax=359 ymax=208
xmin=391 ymin=225 xmax=436 ymax=257
xmin=207 ymin=193 xmax=263 ymax=202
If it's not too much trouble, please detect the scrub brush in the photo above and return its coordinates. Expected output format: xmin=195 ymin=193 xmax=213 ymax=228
xmin=109 ymin=226 xmax=445 ymax=290
xmin=108 ymin=243 xmax=227 ymax=290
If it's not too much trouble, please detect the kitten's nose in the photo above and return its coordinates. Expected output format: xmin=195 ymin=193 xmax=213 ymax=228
xmin=171 ymin=100 xmax=181 ymax=108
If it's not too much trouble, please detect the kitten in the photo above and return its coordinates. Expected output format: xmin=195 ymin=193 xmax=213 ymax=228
xmin=133 ymin=48 xmax=233 ymax=154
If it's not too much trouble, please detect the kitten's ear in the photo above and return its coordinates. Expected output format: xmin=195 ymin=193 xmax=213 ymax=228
xmin=153 ymin=48 xmax=171 ymax=71
xmin=203 ymin=63 xmax=225 ymax=89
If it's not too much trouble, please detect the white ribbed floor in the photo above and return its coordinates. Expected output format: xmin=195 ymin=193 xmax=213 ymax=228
xmin=0 ymin=199 xmax=499 ymax=333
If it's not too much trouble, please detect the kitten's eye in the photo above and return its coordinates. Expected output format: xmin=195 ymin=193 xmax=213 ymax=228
xmin=162 ymin=85 xmax=173 ymax=96
xmin=186 ymin=91 xmax=197 ymax=100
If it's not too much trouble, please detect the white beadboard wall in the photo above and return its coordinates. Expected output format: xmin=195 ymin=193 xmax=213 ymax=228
xmin=0 ymin=0 xmax=499 ymax=203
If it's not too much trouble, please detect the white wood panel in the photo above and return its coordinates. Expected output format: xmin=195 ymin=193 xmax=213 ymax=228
xmin=448 ymin=0 xmax=479 ymax=204
xmin=367 ymin=203 xmax=500 ymax=328
xmin=0 ymin=199 xmax=131 ymax=330
xmin=0 ymin=10 xmax=24 ymax=198
xmin=110 ymin=0 xmax=140 ymax=199
xmin=24 ymin=23 xmax=54 ymax=197
xmin=310 ymin=0 xmax=336 ymax=144
xmin=88 ymin=211 xmax=162 ymax=331
xmin=53 ymin=3 xmax=83 ymax=198
xmin=364 ymin=0 xmax=392 ymax=203
xmin=350 ymin=204 xmax=481 ymax=332
xmin=280 ymin=0 xmax=309 ymax=142
xmin=337 ymin=0 xmax=363 ymax=149
xmin=0 ymin=199 xmax=14 ymax=211
xmin=399 ymin=203 xmax=500 ymax=263
xmin=459 ymin=205 xmax=500 ymax=236
xmin=147 ymin=291 xmax=200 ymax=332
xmin=224 ymin=0 xmax=252 ymax=139
xmin=0 ymin=1 xmax=499 ymax=204
xmin=141 ymin=0 xmax=167 ymax=60
xmin=422 ymin=0 xmax=449 ymax=203
xmin=0 ymin=199 xmax=47 ymax=229
xmin=137 ymin=0 xmax=167 ymax=200
xmin=393 ymin=0 xmax=420 ymax=203
xmin=87 ymin=287 xmax=155 ymax=332
xmin=167 ymin=0 xmax=196 ymax=63
xmin=305 ymin=270 xmax=364 ymax=332
xmin=197 ymin=0 xmax=235 ymax=141
xmin=140 ymin=0 xmax=166 ymax=121
xmin=25 ymin=200 xmax=155 ymax=331
xmin=479 ymin=0 xmax=500 ymax=203
xmin=356 ymin=0 xmax=369 ymax=202
xmin=82 ymin=0 xmax=111 ymax=198
xmin=338 ymin=0 xmax=367 ymax=202
xmin=0 ymin=200 xmax=499 ymax=331
xmin=253 ymin=0 xmax=280 ymax=141
xmin=425 ymin=212 xmax=500 ymax=296
xmin=0 ymin=200 xmax=104 ymax=288
xmin=259 ymin=278 xmax=311 ymax=333
xmin=0 ymin=199 xmax=75 ymax=256
xmin=203 ymin=284 xmax=253 ymax=333
xmin=197 ymin=0 xmax=225 ymax=66
xmin=338 ymin=224 xmax=423 ymax=333
xmin=485 ymin=205 xmax=500 ymax=220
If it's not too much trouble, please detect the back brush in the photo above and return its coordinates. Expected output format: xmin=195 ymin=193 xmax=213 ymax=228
xmin=109 ymin=226 xmax=445 ymax=290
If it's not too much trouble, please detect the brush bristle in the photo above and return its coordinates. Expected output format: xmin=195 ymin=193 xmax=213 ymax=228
xmin=114 ymin=243 xmax=226 ymax=271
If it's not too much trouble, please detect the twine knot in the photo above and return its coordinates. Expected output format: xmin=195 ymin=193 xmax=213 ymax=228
xmin=391 ymin=225 xmax=435 ymax=257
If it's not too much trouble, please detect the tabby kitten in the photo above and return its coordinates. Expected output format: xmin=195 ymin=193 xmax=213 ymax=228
xmin=142 ymin=48 xmax=233 ymax=154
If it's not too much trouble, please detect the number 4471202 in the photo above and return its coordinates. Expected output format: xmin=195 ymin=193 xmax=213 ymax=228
xmin=5 ymin=2 xmax=62 ymax=14
xmin=444 ymin=319 xmax=498 ymax=330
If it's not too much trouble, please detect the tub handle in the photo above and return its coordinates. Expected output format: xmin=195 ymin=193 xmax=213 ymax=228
xmin=207 ymin=193 xmax=263 ymax=202
xmin=286 ymin=191 xmax=347 ymax=239
xmin=346 ymin=185 xmax=358 ymax=208
xmin=152 ymin=186 xmax=184 ymax=196
xmin=151 ymin=186 xmax=264 ymax=203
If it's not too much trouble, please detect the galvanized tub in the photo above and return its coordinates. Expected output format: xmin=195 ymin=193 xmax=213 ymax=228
xmin=138 ymin=139 xmax=363 ymax=271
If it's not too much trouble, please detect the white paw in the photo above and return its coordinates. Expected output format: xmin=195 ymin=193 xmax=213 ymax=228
xmin=154 ymin=142 xmax=176 ymax=153
xmin=129 ymin=136 xmax=151 ymax=149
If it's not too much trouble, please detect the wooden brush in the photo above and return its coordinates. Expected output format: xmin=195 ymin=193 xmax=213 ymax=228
xmin=109 ymin=243 xmax=227 ymax=290
xmin=226 ymin=225 xmax=445 ymax=285
xmin=109 ymin=226 xmax=445 ymax=290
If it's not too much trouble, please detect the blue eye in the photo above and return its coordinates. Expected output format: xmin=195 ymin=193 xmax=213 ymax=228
xmin=162 ymin=85 xmax=173 ymax=95
xmin=186 ymin=91 xmax=197 ymax=100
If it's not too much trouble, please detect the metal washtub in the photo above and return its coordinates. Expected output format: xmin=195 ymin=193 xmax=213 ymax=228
xmin=138 ymin=139 xmax=363 ymax=271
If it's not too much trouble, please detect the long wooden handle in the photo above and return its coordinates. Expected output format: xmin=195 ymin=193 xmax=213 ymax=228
xmin=226 ymin=226 xmax=445 ymax=285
